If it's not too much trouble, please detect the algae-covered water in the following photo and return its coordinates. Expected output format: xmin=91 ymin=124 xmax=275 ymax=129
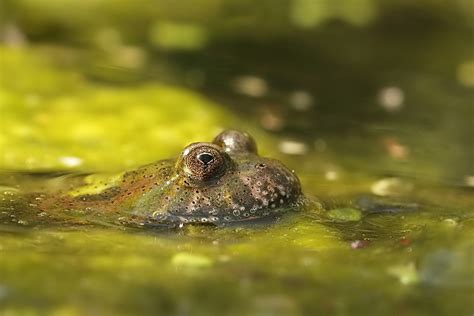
xmin=1 ymin=1 xmax=473 ymax=315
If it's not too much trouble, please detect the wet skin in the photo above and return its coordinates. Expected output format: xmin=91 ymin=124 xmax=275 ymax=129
xmin=31 ymin=130 xmax=303 ymax=227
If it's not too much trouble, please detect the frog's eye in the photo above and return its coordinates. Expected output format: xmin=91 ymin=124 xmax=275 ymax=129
xmin=213 ymin=130 xmax=258 ymax=154
xmin=178 ymin=143 xmax=229 ymax=183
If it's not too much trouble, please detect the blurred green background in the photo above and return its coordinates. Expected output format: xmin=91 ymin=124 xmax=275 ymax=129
xmin=1 ymin=0 xmax=473 ymax=179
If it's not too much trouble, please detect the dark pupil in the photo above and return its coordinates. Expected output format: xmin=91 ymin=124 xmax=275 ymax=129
xmin=197 ymin=152 xmax=214 ymax=165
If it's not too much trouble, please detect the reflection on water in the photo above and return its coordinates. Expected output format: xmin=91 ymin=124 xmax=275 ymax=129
xmin=1 ymin=0 xmax=473 ymax=315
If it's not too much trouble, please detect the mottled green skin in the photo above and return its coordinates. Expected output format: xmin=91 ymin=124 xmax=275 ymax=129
xmin=35 ymin=130 xmax=303 ymax=226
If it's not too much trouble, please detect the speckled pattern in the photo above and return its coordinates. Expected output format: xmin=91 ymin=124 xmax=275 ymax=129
xmin=34 ymin=130 xmax=303 ymax=226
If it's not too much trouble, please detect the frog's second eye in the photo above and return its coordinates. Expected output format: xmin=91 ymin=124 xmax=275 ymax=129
xmin=213 ymin=129 xmax=258 ymax=154
xmin=178 ymin=143 xmax=228 ymax=183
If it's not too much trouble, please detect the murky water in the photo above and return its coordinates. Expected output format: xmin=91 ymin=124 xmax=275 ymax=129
xmin=1 ymin=1 xmax=473 ymax=315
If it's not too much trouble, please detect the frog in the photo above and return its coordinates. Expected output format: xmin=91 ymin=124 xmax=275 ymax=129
xmin=20 ymin=130 xmax=304 ymax=227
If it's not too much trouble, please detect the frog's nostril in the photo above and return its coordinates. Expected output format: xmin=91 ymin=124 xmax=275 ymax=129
xmin=197 ymin=153 xmax=214 ymax=165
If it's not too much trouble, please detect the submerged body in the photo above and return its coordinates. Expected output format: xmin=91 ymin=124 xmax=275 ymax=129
xmin=27 ymin=130 xmax=303 ymax=227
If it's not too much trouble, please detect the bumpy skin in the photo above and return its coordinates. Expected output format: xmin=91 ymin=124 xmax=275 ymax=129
xmin=36 ymin=130 xmax=303 ymax=226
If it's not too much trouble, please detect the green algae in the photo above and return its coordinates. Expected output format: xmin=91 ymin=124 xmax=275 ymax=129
xmin=0 ymin=46 xmax=473 ymax=316
xmin=0 ymin=47 xmax=238 ymax=171
xmin=0 ymin=4 xmax=473 ymax=314
xmin=327 ymin=208 xmax=362 ymax=222
xmin=1 ymin=214 xmax=472 ymax=315
xmin=0 ymin=48 xmax=474 ymax=315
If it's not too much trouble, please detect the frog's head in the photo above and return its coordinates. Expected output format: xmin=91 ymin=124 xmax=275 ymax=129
xmin=132 ymin=130 xmax=303 ymax=225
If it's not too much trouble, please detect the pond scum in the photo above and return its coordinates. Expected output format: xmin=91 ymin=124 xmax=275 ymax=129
xmin=1 ymin=1 xmax=474 ymax=314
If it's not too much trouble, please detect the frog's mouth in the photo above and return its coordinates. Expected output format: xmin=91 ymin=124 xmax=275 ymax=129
xmin=142 ymin=196 xmax=307 ymax=227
